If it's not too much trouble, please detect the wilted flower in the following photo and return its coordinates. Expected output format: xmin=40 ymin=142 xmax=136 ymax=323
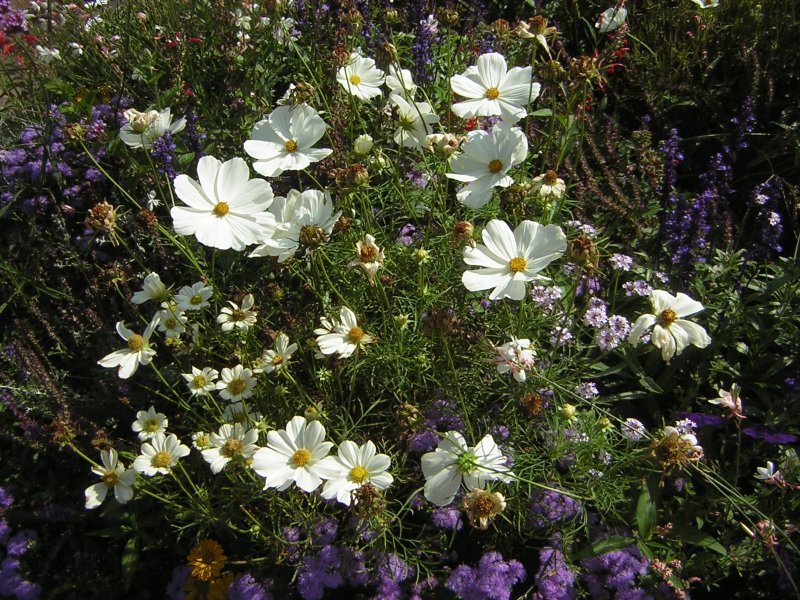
xmin=493 ymin=338 xmax=535 ymax=382
xmin=120 ymin=107 xmax=185 ymax=149
xmin=651 ymin=424 xmax=703 ymax=471
xmin=709 ymin=384 xmax=745 ymax=419
xmin=461 ymin=489 xmax=506 ymax=529
xmin=348 ymin=234 xmax=384 ymax=284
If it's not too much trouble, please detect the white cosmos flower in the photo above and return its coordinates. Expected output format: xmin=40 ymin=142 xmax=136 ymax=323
xmin=252 ymin=416 xmax=337 ymax=492
xmin=120 ymin=107 xmax=186 ymax=149
xmin=530 ymin=170 xmax=566 ymax=200
xmin=249 ymin=189 xmax=341 ymax=262
xmin=171 ymin=156 xmax=276 ymax=251
xmin=217 ymin=293 xmax=257 ymax=332
xmin=314 ymin=306 xmax=373 ymax=359
xmin=131 ymin=272 xmax=169 ymax=304
xmin=132 ymin=406 xmax=168 ymax=441
xmin=754 ymin=461 xmax=782 ymax=484
xmin=421 ymin=431 xmax=513 ymax=507
xmin=628 ymin=290 xmax=711 ymax=362
xmin=690 ymin=0 xmax=719 ymax=8
xmin=596 ymin=6 xmax=628 ymax=33
xmin=391 ymin=94 xmax=439 ymax=150
xmin=202 ymin=423 xmax=260 ymax=474
xmin=182 ymin=366 xmax=219 ymax=396
xmin=336 ymin=52 xmax=385 ymax=100
xmin=446 ymin=122 xmax=528 ymax=209
xmin=494 ymin=338 xmax=536 ymax=383
xmin=216 ymin=365 xmax=257 ymax=402
xmin=85 ymin=449 xmax=136 ymax=509
xmin=174 ymin=281 xmax=213 ymax=312
xmin=450 ymin=52 xmax=538 ymax=124
xmin=462 ymin=219 xmax=567 ymax=301
xmin=155 ymin=305 xmax=188 ymax=339
xmin=133 ymin=432 xmax=190 ymax=476
xmin=98 ymin=318 xmax=159 ymax=379
xmin=385 ymin=65 xmax=417 ymax=99
xmin=244 ymin=104 xmax=333 ymax=178
xmin=254 ymin=333 xmax=297 ymax=375
xmin=320 ymin=440 xmax=393 ymax=506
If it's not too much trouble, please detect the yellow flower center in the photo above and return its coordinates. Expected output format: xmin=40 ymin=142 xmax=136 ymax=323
xmin=292 ymin=448 xmax=312 ymax=467
xmin=227 ymin=378 xmax=248 ymax=396
xmin=192 ymin=375 xmax=207 ymax=388
xmin=213 ymin=202 xmax=229 ymax=217
xmin=165 ymin=317 xmax=177 ymax=329
xmin=349 ymin=74 xmax=361 ymax=86
xmin=484 ymin=87 xmax=500 ymax=100
xmin=151 ymin=451 xmax=172 ymax=469
xmin=348 ymin=326 xmax=365 ymax=343
xmin=488 ymin=159 xmax=503 ymax=173
xmin=190 ymin=294 xmax=204 ymax=305
xmin=221 ymin=438 xmax=244 ymax=457
xmin=350 ymin=465 xmax=369 ymax=483
xmin=231 ymin=309 xmax=246 ymax=321
xmin=102 ymin=471 xmax=119 ymax=487
xmin=360 ymin=245 xmax=378 ymax=262
xmin=471 ymin=494 xmax=495 ymax=517
xmin=271 ymin=355 xmax=284 ymax=365
xmin=544 ymin=170 xmax=558 ymax=185
xmin=194 ymin=434 xmax=210 ymax=448
xmin=657 ymin=309 xmax=677 ymax=327
xmin=127 ymin=334 xmax=145 ymax=351
xmin=508 ymin=257 xmax=527 ymax=273
xmin=285 ymin=139 xmax=298 ymax=152
xmin=144 ymin=418 xmax=161 ymax=432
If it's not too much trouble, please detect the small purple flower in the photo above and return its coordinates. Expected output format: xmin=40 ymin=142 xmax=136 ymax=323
xmin=530 ymin=285 xmax=562 ymax=311
xmin=622 ymin=280 xmax=652 ymax=297
xmin=431 ymin=506 xmax=463 ymax=531
xmin=550 ymin=324 xmax=573 ymax=347
xmin=621 ymin=418 xmax=647 ymax=442
xmin=227 ymin=573 xmax=273 ymax=600
xmin=529 ymin=491 xmax=582 ymax=528
xmin=610 ymin=254 xmax=634 ymax=271
xmin=576 ymin=382 xmax=599 ymax=400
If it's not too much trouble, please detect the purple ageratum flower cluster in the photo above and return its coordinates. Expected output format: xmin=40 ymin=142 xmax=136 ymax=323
xmin=371 ymin=553 xmax=413 ymax=600
xmin=0 ymin=0 xmax=29 ymax=35
xmin=609 ymin=254 xmax=634 ymax=271
xmin=579 ymin=542 xmax=651 ymax=599
xmin=0 ymin=488 xmax=41 ymax=600
xmin=529 ymin=490 xmax=582 ymax=528
xmin=296 ymin=545 xmax=368 ymax=600
xmin=446 ymin=551 xmax=526 ymax=600
xmin=534 ymin=538 xmax=576 ymax=600
xmin=407 ymin=397 xmax=465 ymax=453
xmin=576 ymin=382 xmax=599 ymax=400
xmin=227 ymin=573 xmax=274 ymax=600
xmin=530 ymin=285 xmax=562 ymax=312
xmin=622 ymin=280 xmax=652 ymax=298
xmin=396 ymin=222 xmax=423 ymax=246
xmin=431 ymin=506 xmax=463 ymax=531
xmin=550 ymin=323 xmax=573 ymax=347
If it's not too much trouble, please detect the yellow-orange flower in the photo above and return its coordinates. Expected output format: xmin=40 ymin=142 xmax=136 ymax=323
xmin=186 ymin=539 xmax=227 ymax=582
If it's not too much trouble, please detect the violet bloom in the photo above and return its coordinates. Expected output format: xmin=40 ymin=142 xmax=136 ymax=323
xmin=529 ymin=490 xmax=582 ymax=528
xmin=446 ymin=551 xmax=526 ymax=600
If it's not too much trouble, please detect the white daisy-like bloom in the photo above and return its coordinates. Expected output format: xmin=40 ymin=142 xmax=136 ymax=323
xmin=119 ymin=107 xmax=186 ymax=150
xmin=171 ymin=156 xmax=276 ymax=252
xmin=754 ymin=461 xmax=782 ymax=484
xmin=182 ymin=366 xmax=219 ymax=396
xmin=319 ymin=440 xmax=394 ymax=506
xmin=217 ymin=293 xmax=257 ymax=332
xmin=244 ymin=104 xmax=333 ymax=178
xmin=385 ymin=66 xmax=417 ymax=99
xmin=191 ymin=431 xmax=212 ymax=450
xmin=628 ymin=290 xmax=711 ymax=362
xmin=253 ymin=333 xmax=297 ymax=375
xmin=450 ymin=52 xmax=538 ymax=124
xmin=421 ymin=431 xmax=513 ymax=507
xmin=97 ymin=318 xmax=159 ymax=379
xmin=529 ymin=170 xmax=566 ymax=200
xmin=515 ymin=17 xmax=558 ymax=56
xmin=251 ymin=416 xmax=338 ymax=492
xmin=216 ymin=365 xmax=257 ymax=402
xmin=596 ymin=6 xmax=628 ymax=33
xmin=85 ymin=449 xmax=136 ymax=509
xmin=336 ymin=52 xmax=385 ymax=100
xmin=133 ymin=432 xmax=190 ymax=476
xmin=494 ymin=338 xmax=536 ymax=383
xmin=690 ymin=0 xmax=719 ymax=8
xmin=131 ymin=272 xmax=169 ymax=304
xmin=223 ymin=402 xmax=264 ymax=427
xmin=446 ymin=121 xmax=528 ymax=209
xmin=461 ymin=219 xmax=567 ymax=301
xmin=390 ymin=94 xmax=440 ymax=150
xmin=202 ymin=423 xmax=260 ymax=474
xmin=155 ymin=305 xmax=188 ymax=339
xmin=249 ymin=189 xmax=341 ymax=262
xmin=132 ymin=406 xmax=168 ymax=441
xmin=314 ymin=306 xmax=373 ymax=359
xmin=174 ymin=281 xmax=213 ymax=312
xmin=347 ymin=234 xmax=385 ymax=284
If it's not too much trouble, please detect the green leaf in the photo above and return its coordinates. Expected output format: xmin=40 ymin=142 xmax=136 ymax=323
xmin=636 ymin=479 xmax=657 ymax=540
xmin=672 ymin=525 xmax=727 ymax=556
xmin=529 ymin=108 xmax=553 ymax=117
xmin=573 ymin=536 xmax=636 ymax=560
xmin=122 ymin=537 xmax=139 ymax=592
